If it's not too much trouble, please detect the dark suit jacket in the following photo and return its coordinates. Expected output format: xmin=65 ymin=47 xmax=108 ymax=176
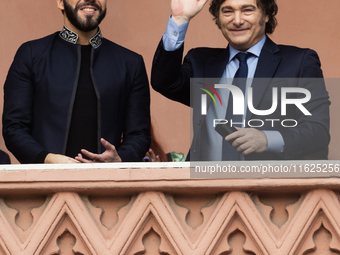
xmin=3 ymin=31 xmax=151 ymax=163
xmin=151 ymin=37 xmax=330 ymax=160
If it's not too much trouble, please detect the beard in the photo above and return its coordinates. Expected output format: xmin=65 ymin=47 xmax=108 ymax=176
xmin=63 ymin=0 xmax=106 ymax=32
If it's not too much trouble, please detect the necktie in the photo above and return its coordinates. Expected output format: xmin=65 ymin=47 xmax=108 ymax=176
xmin=222 ymin=52 xmax=249 ymax=160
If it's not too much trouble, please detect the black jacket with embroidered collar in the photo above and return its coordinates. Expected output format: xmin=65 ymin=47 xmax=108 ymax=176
xmin=3 ymin=26 xmax=151 ymax=163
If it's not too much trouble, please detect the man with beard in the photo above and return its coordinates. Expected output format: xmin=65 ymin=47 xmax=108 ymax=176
xmin=3 ymin=0 xmax=150 ymax=163
xmin=151 ymin=0 xmax=330 ymax=160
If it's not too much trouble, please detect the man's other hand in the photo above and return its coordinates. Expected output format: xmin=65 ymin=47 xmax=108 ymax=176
xmin=225 ymin=127 xmax=268 ymax=156
xmin=171 ymin=0 xmax=209 ymax=25
xmin=44 ymin=153 xmax=79 ymax=164
xmin=75 ymin=138 xmax=122 ymax=163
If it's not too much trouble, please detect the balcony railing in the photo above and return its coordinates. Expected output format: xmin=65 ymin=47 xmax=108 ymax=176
xmin=0 ymin=162 xmax=339 ymax=254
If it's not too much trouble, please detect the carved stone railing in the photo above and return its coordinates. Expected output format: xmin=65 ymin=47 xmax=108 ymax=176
xmin=0 ymin=162 xmax=339 ymax=254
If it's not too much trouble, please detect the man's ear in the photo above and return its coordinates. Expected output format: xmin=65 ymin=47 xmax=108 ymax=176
xmin=56 ymin=0 xmax=65 ymax=11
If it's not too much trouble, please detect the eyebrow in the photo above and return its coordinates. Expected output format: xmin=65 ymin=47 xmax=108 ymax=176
xmin=221 ymin=4 xmax=257 ymax=10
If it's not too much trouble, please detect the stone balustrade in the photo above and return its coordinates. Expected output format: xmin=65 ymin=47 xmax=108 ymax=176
xmin=0 ymin=162 xmax=339 ymax=254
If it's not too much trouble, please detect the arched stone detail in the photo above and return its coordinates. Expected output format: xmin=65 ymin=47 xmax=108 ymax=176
xmin=210 ymin=213 xmax=264 ymax=255
xmin=38 ymin=214 xmax=93 ymax=255
xmin=251 ymin=193 xmax=304 ymax=239
xmin=294 ymin=210 xmax=340 ymax=255
xmin=81 ymin=195 xmax=135 ymax=240
xmin=52 ymin=230 xmax=84 ymax=255
xmin=124 ymin=213 xmax=177 ymax=255
xmin=166 ymin=194 xmax=221 ymax=242
xmin=0 ymin=195 xmax=50 ymax=243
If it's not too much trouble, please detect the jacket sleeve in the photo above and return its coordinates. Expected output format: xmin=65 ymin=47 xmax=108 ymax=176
xmin=117 ymin=55 xmax=151 ymax=162
xmin=280 ymin=49 xmax=330 ymax=159
xmin=151 ymin=39 xmax=192 ymax=106
xmin=2 ymin=42 xmax=47 ymax=163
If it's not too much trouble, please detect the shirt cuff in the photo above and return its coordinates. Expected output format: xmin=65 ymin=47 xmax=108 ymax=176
xmin=162 ymin=16 xmax=189 ymax=51
xmin=263 ymin=130 xmax=285 ymax=154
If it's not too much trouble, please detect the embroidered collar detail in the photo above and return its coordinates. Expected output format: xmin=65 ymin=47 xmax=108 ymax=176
xmin=59 ymin=26 xmax=103 ymax=49
xmin=89 ymin=29 xmax=103 ymax=49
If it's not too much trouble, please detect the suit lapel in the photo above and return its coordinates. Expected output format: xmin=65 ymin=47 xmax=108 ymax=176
xmin=194 ymin=48 xmax=229 ymax=131
xmin=205 ymin=47 xmax=230 ymax=78
xmin=203 ymin=48 xmax=229 ymax=110
xmin=193 ymin=48 xmax=230 ymax=158
xmin=246 ymin=38 xmax=282 ymax=121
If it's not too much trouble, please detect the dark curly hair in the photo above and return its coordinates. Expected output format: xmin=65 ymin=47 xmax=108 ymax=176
xmin=209 ymin=0 xmax=278 ymax=34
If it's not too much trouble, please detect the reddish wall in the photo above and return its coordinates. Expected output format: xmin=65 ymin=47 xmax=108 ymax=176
xmin=2 ymin=0 xmax=339 ymax=163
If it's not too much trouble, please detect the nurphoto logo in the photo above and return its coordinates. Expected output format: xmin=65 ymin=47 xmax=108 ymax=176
xmin=198 ymin=82 xmax=312 ymax=128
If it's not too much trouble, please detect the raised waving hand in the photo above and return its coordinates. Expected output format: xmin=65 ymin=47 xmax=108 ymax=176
xmin=171 ymin=0 xmax=209 ymax=25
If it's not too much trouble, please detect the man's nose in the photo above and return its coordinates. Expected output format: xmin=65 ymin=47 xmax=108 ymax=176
xmin=233 ymin=11 xmax=244 ymax=26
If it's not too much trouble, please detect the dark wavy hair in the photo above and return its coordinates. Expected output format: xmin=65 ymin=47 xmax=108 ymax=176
xmin=209 ymin=0 xmax=278 ymax=34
